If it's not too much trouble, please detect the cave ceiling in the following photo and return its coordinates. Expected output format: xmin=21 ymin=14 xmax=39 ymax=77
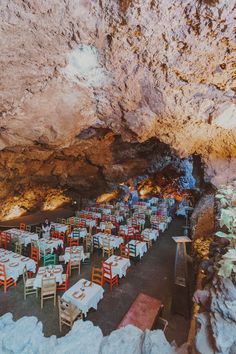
xmin=0 ymin=0 xmax=236 ymax=205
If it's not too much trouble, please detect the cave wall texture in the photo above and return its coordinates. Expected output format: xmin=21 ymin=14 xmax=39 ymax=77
xmin=0 ymin=0 xmax=235 ymax=215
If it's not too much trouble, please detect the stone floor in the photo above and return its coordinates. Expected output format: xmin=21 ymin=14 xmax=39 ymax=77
xmin=0 ymin=215 xmax=191 ymax=346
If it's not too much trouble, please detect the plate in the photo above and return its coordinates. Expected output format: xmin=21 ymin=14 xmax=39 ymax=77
xmin=53 ymin=269 xmax=61 ymax=273
xmin=0 ymin=258 xmax=9 ymax=263
xmin=9 ymin=262 xmax=19 ymax=267
xmin=21 ymin=257 xmax=29 ymax=262
xmin=13 ymin=254 xmax=21 ymax=258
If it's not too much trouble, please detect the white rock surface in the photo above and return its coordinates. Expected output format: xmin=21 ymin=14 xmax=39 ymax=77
xmin=0 ymin=315 xmax=181 ymax=354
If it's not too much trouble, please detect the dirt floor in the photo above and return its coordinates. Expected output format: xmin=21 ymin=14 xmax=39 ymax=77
xmin=0 ymin=210 xmax=191 ymax=346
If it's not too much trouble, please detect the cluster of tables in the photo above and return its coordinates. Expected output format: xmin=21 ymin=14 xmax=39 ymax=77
xmin=0 ymin=195 xmax=176 ymax=320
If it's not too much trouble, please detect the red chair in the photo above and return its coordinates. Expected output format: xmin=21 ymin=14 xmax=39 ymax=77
xmin=0 ymin=232 xmax=7 ymax=249
xmin=79 ymin=221 xmax=86 ymax=228
xmin=30 ymin=247 xmax=39 ymax=272
xmin=120 ymin=244 xmax=130 ymax=259
xmin=135 ymin=233 xmax=144 ymax=242
xmin=69 ymin=238 xmax=79 ymax=247
xmin=19 ymin=223 xmax=26 ymax=231
xmin=0 ymin=263 xmax=16 ymax=293
xmin=102 ymin=261 xmax=118 ymax=291
xmin=57 ymin=262 xmax=70 ymax=292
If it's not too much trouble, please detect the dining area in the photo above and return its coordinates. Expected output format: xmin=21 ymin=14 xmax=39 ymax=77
xmin=0 ymin=195 xmax=179 ymax=338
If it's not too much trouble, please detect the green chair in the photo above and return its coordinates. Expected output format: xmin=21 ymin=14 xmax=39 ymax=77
xmin=44 ymin=254 xmax=56 ymax=266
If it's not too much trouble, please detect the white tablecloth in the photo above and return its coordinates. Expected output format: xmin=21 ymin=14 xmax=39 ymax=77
xmin=101 ymin=208 xmax=112 ymax=215
xmin=78 ymin=219 xmax=96 ymax=228
xmin=33 ymin=265 xmax=63 ymax=288
xmin=39 ymin=238 xmax=63 ymax=255
xmin=99 ymin=222 xmax=115 ymax=231
xmin=0 ymin=248 xmax=36 ymax=281
xmin=62 ymin=278 xmax=104 ymax=316
xmin=6 ymin=228 xmax=38 ymax=247
xmin=142 ymin=228 xmax=159 ymax=241
xmin=119 ymin=226 xmax=134 ymax=235
xmin=51 ymin=223 xmax=68 ymax=233
xmin=106 ymin=255 xmax=131 ymax=278
xmin=63 ymin=246 xmax=85 ymax=263
xmin=93 ymin=233 xmax=123 ymax=249
xmin=127 ymin=240 xmax=147 ymax=258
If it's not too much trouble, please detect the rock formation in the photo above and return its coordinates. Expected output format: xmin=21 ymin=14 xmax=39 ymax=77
xmin=0 ymin=314 xmax=188 ymax=354
xmin=0 ymin=0 xmax=235 ymax=218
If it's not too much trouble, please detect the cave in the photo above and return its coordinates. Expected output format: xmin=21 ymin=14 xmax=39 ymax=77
xmin=0 ymin=1 xmax=235 ymax=353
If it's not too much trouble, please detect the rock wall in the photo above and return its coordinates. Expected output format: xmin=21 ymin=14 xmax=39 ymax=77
xmin=0 ymin=0 xmax=235 ymax=206
xmin=191 ymin=194 xmax=215 ymax=240
xmin=0 ymin=314 xmax=188 ymax=354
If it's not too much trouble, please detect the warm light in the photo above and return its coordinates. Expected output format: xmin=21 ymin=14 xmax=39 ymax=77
xmin=96 ymin=191 xmax=119 ymax=203
xmin=4 ymin=206 xmax=25 ymax=220
xmin=43 ymin=191 xmax=71 ymax=211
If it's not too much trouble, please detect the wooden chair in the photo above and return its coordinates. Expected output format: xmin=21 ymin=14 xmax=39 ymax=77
xmin=15 ymin=241 xmax=22 ymax=255
xmin=69 ymin=238 xmax=79 ymax=247
xmin=57 ymin=218 xmax=62 ymax=223
xmin=61 ymin=218 xmax=66 ymax=224
xmin=58 ymin=296 xmax=83 ymax=332
xmin=135 ymin=233 xmax=144 ymax=242
xmin=128 ymin=242 xmax=138 ymax=262
xmin=19 ymin=223 xmax=26 ymax=231
xmin=25 ymin=225 xmax=31 ymax=232
xmin=35 ymin=227 xmax=42 ymax=237
xmin=30 ymin=247 xmax=39 ymax=272
xmin=101 ymin=238 xmax=114 ymax=258
xmin=91 ymin=267 xmax=103 ymax=286
xmin=143 ymin=233 xmax=152 ymax=249
xmin=93 ymin=235 xmax=100 ymax=250
xmin=69 ymin=249 xmax=82 ymax=275
xmin=102 ymin=261 xmax=118 ymax=291
xmin=57 ymin=262 xmax=70 ymax=292
xmin=104 ymin=228 xmax=111 ymax=235
xmin=22 ymin=266 xmax=38 ymax=300
xmin=120 ymin=244 xmax=129 ymax=259
xmin=0 ymin=232 xmax=7 ymax=249
xmin=44 ymin=254 xmax=56 ymax=267
xmin=41 ymin=276 xmax=56 ymax=308
xmin=5 ymin=233 xmax=12 ymax=250
xmin=0 ymin=263 xmax=16 ymax=293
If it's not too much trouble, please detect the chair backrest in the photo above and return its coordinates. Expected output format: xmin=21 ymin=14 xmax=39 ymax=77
xmin=0 ymin=232 xmax=7 ymax=249
xmin=23 ymin=266 xmax=28 ymax=284
xmin=91 ymin=267 xmax=103 ymax=286
xmin=41 ymin=276 xmax=56 ymax=294
xmin=128 ymin=242 xmax=137 ymax=257
xmin=79 ymin=221 xmax=86 ymax=228
xmin=61 ymin=219 xmax=66 ymax=224
xmin=120 ymin=244 xmax=129 ymax=258
xmin=15 ymin=241 xmax=22 ymax=254
xmin=58 ymin=232 xmax=65 ymax=241
xmin=0 ymin=263 xmax=6 ymax=279
xmin=31 ymin=239 xmax=39 ymax=249
xmin=35 ymin=227 xmax=42 ymax=236
xmin=69 ymin=238 xmax=78 ymax=247
xmin=72 ymin=229 xmax=80 ymax=238
xmin=135 ymin=233 xmax=144 ymax=241
xmin=31 ymin=246 xmax=39 ymax=262
xmin=25 ymin=225 xmax=31 ymax=232
xmin=44 ymin=254 xmax=56 ymax=266
xmin=93 ymin=235 xmax=100 ymax=248
xmin=20 ymin=223 xmax=26 ymax=231
xmin=102 ymin=261 xmax=112 ymax=278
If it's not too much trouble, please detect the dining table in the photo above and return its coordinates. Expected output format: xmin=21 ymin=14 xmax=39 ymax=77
xmin=62 ymin=278 xmax=104 ymax=316
xmin=93 ymin=233 xmax=123 ymax=249
xmin=38 ymin=238 xmax=63 ymax=256
xmin=51 ymin=222 xmax=68 ymax=233
xmin=0 ymin=248 xmax=36 ymax=281
xmin=63 ymin=246 xmax=85 ymax=263
xmin=127 ymin=240 xmax=147 ymax=258
xmin=5 ymin=228 xmax=38 ymax=247
xmin=33 ymin=264 xmax=63 ymax=288
xmin=105 ymin=255 xmax=131 ymax=278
